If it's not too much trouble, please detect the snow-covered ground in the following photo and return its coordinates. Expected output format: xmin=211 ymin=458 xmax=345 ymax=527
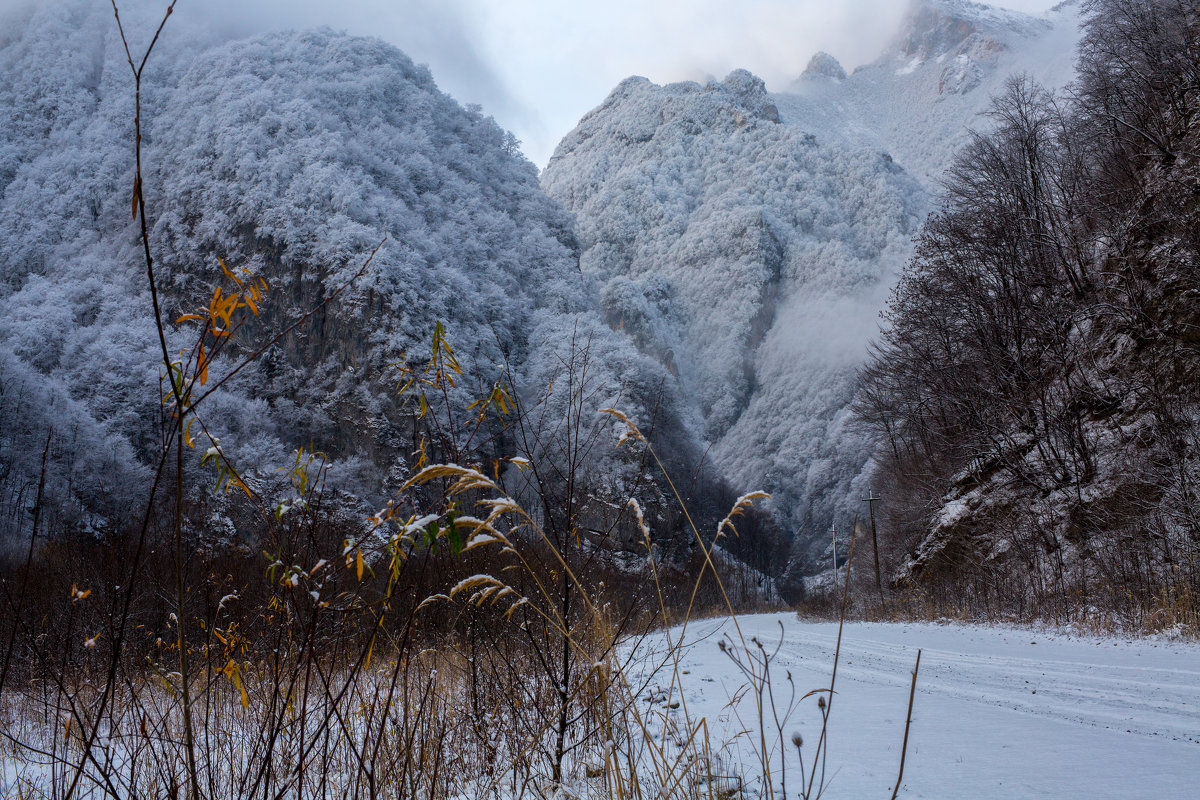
xmin=632 ymin=614 xmax=1200 ymax=799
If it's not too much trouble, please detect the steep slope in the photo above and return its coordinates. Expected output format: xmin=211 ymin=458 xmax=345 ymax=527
xmin=856 ymin=0 xmax=1200 ymax=619
xmin=541 ymin=71 xmax=924 ymax=584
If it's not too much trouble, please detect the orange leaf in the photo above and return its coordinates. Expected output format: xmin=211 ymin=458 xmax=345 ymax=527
xmin=198 ymin=342 xmax=208 ymax=386
xmin=218 ymin=256 xmax=243 ymax=287
xmin=233 ymin=665 xmax=249 ymax=708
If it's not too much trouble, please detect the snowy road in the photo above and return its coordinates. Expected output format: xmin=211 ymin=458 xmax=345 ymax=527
xmin=634 ymin=614 xmax=1200 ymax=799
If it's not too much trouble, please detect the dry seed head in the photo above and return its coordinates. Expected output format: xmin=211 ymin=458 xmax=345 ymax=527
xmin=450 ymin=574 xmax=505 ymax=598
xmin=599 ymin=407 xmax=645 ymax=444
xmin=401 ymin=463 xmax=499 ymax=495
xmin=416 ymin=593 xmax=451 ymax=612
xmin=479 ymin=496 xmax=522 ymax=515
xmin=628 ymin=497 xmax=651 ymax=540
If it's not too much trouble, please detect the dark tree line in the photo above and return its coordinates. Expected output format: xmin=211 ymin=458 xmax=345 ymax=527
xmin=856 ymin=0 xmax=1200 ymax=623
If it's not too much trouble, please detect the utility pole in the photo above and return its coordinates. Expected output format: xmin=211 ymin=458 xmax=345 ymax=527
xmin=830 ymin=520 xmax=838 ymax=584
xmin=862 ymin=486 xmax=884 ymax=604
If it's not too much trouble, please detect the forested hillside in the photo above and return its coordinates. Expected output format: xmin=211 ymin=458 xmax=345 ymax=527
xmin=5 ymin=0 xmax=1187 ymax=622
xmin=857 ymin=0 xmax=1200 ymax=622
xmin=542 ymin=71 xmax=924 ymax=591
xmin=0 ymin=1 xmax=752 ymax=570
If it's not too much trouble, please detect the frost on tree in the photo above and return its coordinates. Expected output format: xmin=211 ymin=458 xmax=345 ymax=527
xmin=0 ymin=1 xmax=685 ymax=552
xmin=542 ymin=68 xmax=924 ymax=576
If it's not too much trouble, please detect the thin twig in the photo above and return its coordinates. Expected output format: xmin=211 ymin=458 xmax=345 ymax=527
xmin=891 ymin=648 xmax=921 ymax=800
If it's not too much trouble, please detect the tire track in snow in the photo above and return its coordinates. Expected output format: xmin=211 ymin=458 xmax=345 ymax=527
xmin=728 ymin=620 xmax=1200 ymax=744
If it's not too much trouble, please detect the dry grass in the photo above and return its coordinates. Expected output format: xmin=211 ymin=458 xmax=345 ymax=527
xmin=0 ymin=447 xmax=824 ymax=800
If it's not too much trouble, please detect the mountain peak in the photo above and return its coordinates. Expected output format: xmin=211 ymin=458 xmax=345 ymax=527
xmin=801 ymin=52 xmax=847 ymax=81
xmin=717 ymin=69 xmax=782 ymax=123
xmin=892 ymin=0 xmax=1049 ymax=61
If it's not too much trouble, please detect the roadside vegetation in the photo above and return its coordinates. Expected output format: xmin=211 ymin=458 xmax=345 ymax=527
xmin=854 ymin=0 xmax=1200 ymax=633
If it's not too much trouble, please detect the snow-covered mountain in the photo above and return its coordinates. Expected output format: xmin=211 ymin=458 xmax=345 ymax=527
xmin=542 ymin=0 xmax=1084 ymax=582
xmin=542 ymin=71 xmax=923 ymax=586
xmin=777 ymin=0 xmax=1083 ymax=184
xmin=0 ymin=1 xmax=700 ymax=550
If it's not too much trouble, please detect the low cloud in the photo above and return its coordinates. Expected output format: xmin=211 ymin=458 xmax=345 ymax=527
xmin=3 ymin=0 xmax=1062 ymax=166
xmin=181 ymin=0 xmax=538 ymax=128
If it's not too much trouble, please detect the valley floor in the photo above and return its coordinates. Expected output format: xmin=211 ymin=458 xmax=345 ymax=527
xmin=634 ymin=614 xmax=1200 ymax=799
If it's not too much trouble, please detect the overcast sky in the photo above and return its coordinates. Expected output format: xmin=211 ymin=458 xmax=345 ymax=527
xmin=15 ymin=0 xmax=1063 ymax=168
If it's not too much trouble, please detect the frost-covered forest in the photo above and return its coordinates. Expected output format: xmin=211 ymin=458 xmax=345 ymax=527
xmin=0 ymin=0 xmax=742 ymax=571
xmin=1 ymin=0 xmax=1198 ymax=797
xmin=857 ymin=0 xmax=1200 ymax=622
xmin=5 ymin=0 xmax=1188 ymax=606
xmin=541 ymin=71 xmax=924 ymax=586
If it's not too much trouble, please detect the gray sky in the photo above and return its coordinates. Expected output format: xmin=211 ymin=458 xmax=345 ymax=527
xmin=17 ymin=0 xmax=1064 ymax=168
